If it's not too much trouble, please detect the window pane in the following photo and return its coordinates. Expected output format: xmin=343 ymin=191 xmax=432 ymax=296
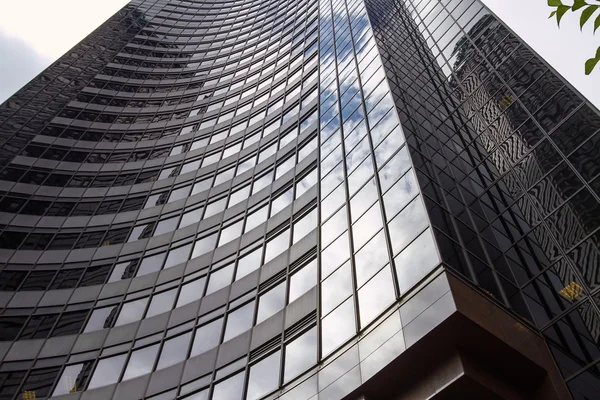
xmin=394 ymin=229 xmax=440 ymax=293
xmin=270 ymin=188 xmax=294 ymax=216
xmin=177 ymin=277 xmax=206 ymax=307
xmin=181 ymin=389 xmax=208 ymax=400
xmin=351 ymin=203 xmax=383 ymax=250
xmin=321 ymin=261 xmax=353 ymax=316
xmin=289 ymin=260 xmax=317 ymax=302
xmin=358 ymin=266 xmax=395 ymax=327
xmin=321 ymin=297 xmax=355 ymax=356
xmin=354 ymin=231 xmax=389 ymax=286
xmin=206 ymin=265 xmax=234 ymax=295
xmin=284 ymin=327 xmax=317 ymax=382
xmin=387 ymin=197 xmax=428 ymax=255
xmin=350 ymin=178 xmax=378 ymax=222
xmin=180 ymin=207 xmax=203 ymax=228
xmin=383 ymin=170 xmax=418 ymax=221
xmin=293 ymin=208 xmax=317 ymax=244
xmin=245 ymin=205 xmax=268 ymax=232
xmin=321 ymin=206 xmax=347 ymax=247
xmin=146 ymin=289 xmax=176 ymax=318
xmin=204 ymin=198 xmax=227 ymax=218
xmin=224 ymin=302 xmax=255 ymax=341
xmin=246 ymin=351 xmax=281 ymax=400
xmin=116 ymin=298 xmax=148 ymax=326
xmin=157 ymin=332 xmax=192 ymax=370
xmin=123 ymin=344 xmax=159 ymax=380
xmin=84 ymin=307 xmax=113 ymax=332
xmin=321 ymin=231 xmax=350 ymax=278
xmin=212 ymin=371 xmax=244 ymax=400
xmin=378 ymin=146 xmax=411 ymax=191
xmin=155 ymin=216 xmax=178 ymax=235
xmin=236 ymin=247 xmax=262 ymax=280
xmin=88 ymin=354 xmax=127 ymax=389
xmin=264 ymin=229 xmax=290 ymax=263
xmin=164 ymin=244 xmax=192 ymax=269
xmin=138 ymin=253 xmax=166 ymax=275
xmin=191 ymin=318 xmax=223 ymax=357
xmin=218 ymin=221 xmax=244 ymax=246
xmin=192 ymin=233 xmax=218 ymax=258
xmin=52 ymin=364 xmax=87 ymax=396
xmin=257 ymin=282 xmax=286 ymax=324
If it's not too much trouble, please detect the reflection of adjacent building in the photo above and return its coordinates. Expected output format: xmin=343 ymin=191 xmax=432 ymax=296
xmin=450 ymin=10 xmax=600 ymax=352
xmin=363 ymin=0 xmax=600 ymax=397
xmin=449 ymin=15 xmax=600 ymax=395
xmin=451 ymin=14 xmax=597 ymax=286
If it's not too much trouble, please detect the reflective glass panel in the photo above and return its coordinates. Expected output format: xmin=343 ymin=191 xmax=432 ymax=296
xmin=246 ymin=351 xmax=281 ymax=400
xmin=191 ymin=318 xmax=223 ymax=357
xmin=206 ymin=264 xmax=234 ymax=295
xmin=115 ymin=298 xmax=148 ymax=326
xmin=394 ymin=229 xmax=440 ymax=293
xmin=387 ymin=197 xmax=428 ymax=255
xmin=257 ymin=282 xmax=286 ymax=323
xmin=358 ymin=266 xmax=395 ymax=327
xmin=212 ymin=371 xmax=244 ymax=400
xmin=289 ymin=260 xmax=317 ymax=302
xmin=192 ymin=234 xmax=218 ymax=258
xmin=123 ymin=344 xmax=159 ymax=380
xmin=224 ymin=302 xmax=255 ymax=341
xmin=321 ymin=261 xmax=353 ymax=316
xmin=157 ymin=332 xmax=192 ymax=370
xmin=146 ymin=289 xmax=176 ymax=318
xmin=52 ymin=364 xmax=85 ymax=396
xmin=264 ymin=229 xmax=290 ymax=263
xmin=164 ymin=244 xmax=193 ymax=269
xmin=235 ymin=247 xmax=262 ymax=280
xmin=322 ymin=297 xmax=355 ymax=356
xmin=84 ymin=307 xmax=113 ymax=333
xmin=354 ymin=231 xmax=389 ymax=286
xmin=87 ymin=354 xmax=127 ymax=389
xmin=177 ymin=277 xmax=206 ymax=307
xmin=284 ymin=327 xmax=317 ymax=382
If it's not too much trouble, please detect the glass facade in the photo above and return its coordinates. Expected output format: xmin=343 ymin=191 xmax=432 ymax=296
xmin=0 ymin=0 xmax=597 ymax=399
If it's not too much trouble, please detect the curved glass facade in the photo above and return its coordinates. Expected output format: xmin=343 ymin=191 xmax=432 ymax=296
xmin=0 ymin=0 xmax=598 ymax=399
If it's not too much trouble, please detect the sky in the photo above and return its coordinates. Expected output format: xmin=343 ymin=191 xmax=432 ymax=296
xmin=0 ymin=0 xmax=129 ymax=103
xmin=0 ymin=0 xmax=598 ymax=107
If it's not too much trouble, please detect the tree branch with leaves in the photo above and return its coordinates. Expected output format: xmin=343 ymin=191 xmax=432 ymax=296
xmin=548 ymin=0 xmax=600 ymax=74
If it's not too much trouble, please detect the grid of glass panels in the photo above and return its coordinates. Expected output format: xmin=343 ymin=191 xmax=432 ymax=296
xmin=317 ymin=0 xmax=440 ymax=360
xmin=0 ymin=0 xmax=451 ymax=396
xmin=4 ymin=0 xmax=597 ymax=398
xmin=363 ymin=0 xmax=600 ymax=397
xmin=0 ymin=0 xmax=327 ymax=397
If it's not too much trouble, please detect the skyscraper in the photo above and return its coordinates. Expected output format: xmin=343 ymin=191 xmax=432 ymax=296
xmin=0 ymin=0 xmax=599 ymax=398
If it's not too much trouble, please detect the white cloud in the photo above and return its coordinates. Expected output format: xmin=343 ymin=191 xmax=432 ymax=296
xmin=0 ymin=0 xmax=130 ymax=58
xmin=0 ymin=0 xmax=129 ymax=103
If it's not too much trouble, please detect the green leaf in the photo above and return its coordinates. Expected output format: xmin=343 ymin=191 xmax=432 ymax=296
xmin=594 ymin=11 xmax=600 ymax=32
xmin=585 ymin=56 xmax=599 ymax=74
xmin=556 ymin=5 xmax=571 ymax=25
xmin=572 ymin=0 xmax=588 ymax=11
xmin=549 ymin=10 xmax=557 ymax=18
xmin=585 ymin=46 xmax=600 ymax=75
xmin=581 ymin=5 xmax=599 ymax=29
xmin=548 ymin=0 xmax=562 ymax=5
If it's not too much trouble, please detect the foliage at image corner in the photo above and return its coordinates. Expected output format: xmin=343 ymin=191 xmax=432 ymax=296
xmin=547 ymin=0 xmax=600 ymax=74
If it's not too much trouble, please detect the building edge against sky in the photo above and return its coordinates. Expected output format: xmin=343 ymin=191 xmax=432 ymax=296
xmin=0 ymin=0 xmax=598 ymax=400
